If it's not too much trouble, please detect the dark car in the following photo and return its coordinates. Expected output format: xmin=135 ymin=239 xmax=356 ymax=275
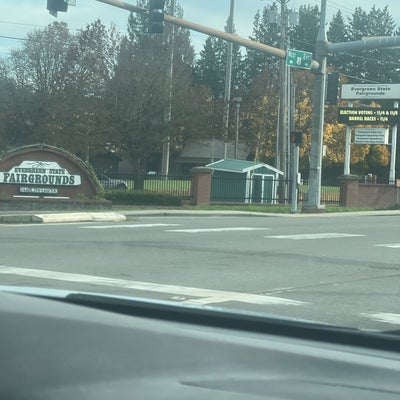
xmin=97 ymin=173 xmax=128 ymax=190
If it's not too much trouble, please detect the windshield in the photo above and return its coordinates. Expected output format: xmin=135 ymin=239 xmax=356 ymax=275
xmin=0 ymin=0 xmax=400 ymax=336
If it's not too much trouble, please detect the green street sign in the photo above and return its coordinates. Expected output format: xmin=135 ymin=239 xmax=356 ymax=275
xmin=286 ymin=49 xmax=313 ymax=69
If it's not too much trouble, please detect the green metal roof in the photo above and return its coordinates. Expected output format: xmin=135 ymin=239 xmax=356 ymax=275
xmin=206 ymin=159 xmax=283 ymax=175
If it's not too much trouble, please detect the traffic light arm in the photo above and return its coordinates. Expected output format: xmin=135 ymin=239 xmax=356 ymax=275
xmin=94 ymin=0 xmax=320 ymax=69
xmin=96 ymin=0 xmax=148 ymax=15
xmin=327 ymin=36 xmax=400 ymax=53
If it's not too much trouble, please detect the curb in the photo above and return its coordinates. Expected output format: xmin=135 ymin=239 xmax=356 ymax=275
xmin=120 ymin=209 xmax=400 ymax=218
xmin=2 ymin=209 xmax=400 ymax=224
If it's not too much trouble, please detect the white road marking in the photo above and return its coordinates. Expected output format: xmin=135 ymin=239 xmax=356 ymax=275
xmin=81 ymin=224 xmax=181 ymax=229
xmin=167 ymin=227 xmax=271 ymax=233
xmin=265 ymin=233 xmax=365 ymax=240
xmin=375 ymin=243 xmax=400 ymax=248
xmin=360 ymin=313 xmax=400 ymax=325
xmin=0 ymin=266 xmax=305 ymax=306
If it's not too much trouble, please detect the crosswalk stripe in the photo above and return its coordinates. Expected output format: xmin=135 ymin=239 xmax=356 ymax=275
xmin=166 ymin=227 xmax=271 ymax=233
xmin=0 ymin=265 xmax=305 ymax=307
xmin=81 ymin=224 xmax=181 ymax=229
xmin=375 ymin=243 xmax=400 ymax=248
xmin=265 ymin=233 xmax=365 ymax=240
xmin=360 ymin=313 xmax=400 ymax=325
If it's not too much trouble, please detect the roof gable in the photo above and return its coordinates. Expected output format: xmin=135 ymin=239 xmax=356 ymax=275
xmin=206 ymin=159 xmax=283 ymax=175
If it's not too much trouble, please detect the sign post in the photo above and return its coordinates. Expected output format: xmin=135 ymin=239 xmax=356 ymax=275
xmin=389 ymin=101 xmax=399 ymax=184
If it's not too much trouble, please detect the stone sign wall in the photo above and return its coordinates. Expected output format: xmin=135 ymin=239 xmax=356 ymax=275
xmin=0 ymin=144 xmax=104 ymax=209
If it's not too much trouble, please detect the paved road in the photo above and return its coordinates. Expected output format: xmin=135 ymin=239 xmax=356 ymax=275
xmin=1 ymin=213 xmax=400 ymax=332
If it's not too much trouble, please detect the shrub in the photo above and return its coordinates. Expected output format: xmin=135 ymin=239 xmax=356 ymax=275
xmin=104 ymin=190 xmax=182 ymax=206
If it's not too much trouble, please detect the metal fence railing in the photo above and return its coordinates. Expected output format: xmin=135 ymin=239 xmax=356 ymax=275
xmin=210 ymin=175 xmax=290 ymax=204
xmin=300 ymin=180 xmax=341 ymax=205
xmin=101 ymin=173 xmax=341 ymax=205
xmin=209 ymin=175 xmax=341 ymax=206
xmin=103 ymin=173 xmax=192 ymax=199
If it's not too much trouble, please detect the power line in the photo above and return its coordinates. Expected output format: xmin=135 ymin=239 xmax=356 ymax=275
xmin=338 ymin=72 xmax=379 ymax=83
xmin=0 ymin=20 xmax=46 ymax=29
xmin=0 ymin=35 xmax=27 ymax=41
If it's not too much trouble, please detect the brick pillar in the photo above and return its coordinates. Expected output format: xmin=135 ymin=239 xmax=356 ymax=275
xmin=190 ymin=167 xmax=212 ymax=206
xmin=338 ymin=174 xmax=360 ymax=207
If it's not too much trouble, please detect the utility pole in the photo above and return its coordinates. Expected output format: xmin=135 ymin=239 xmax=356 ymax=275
xmin=233 ymin=97 xmax=242 ymax=159
xmin=289 ymin=84 xmax=298 ymax=213
xmin=277 ymin=0 xmax=289 ymax=202
xmin=223 ymin=0 xmax=235 ymax=159
xmin=161 ymin=0 xmax=175 ymax=177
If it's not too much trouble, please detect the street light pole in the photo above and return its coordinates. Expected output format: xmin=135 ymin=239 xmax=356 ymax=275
xmin=223 ymin=0 xmax=235 ymax=159
xmin=233 ymin=97 xmax=242 ymax=159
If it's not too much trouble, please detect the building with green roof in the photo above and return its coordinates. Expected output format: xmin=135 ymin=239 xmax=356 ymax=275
xmin=206 ymin=159 xmax=284 ymax=204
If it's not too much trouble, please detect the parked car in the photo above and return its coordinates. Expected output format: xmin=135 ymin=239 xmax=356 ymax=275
xmin=97 ymin=173 xmax=128 ymax=190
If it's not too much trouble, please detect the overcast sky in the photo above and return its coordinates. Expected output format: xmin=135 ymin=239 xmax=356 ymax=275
xmin=1 ymin=0 xmax=400 ymax=58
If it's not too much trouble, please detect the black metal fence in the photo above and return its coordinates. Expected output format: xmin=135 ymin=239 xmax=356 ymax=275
xmin=300 ymin=180 xmax=341 ymax=205
xmin=209 ymin=175 xmax=341 ymax=205
xmin=105 ymin=173 xmax=192 ymax=199
xmin=102 ymin=173 xmax=341 ymax=205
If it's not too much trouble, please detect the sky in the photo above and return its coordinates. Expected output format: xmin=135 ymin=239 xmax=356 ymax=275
xmin=1 ymin=0 xmax=400 ymax=58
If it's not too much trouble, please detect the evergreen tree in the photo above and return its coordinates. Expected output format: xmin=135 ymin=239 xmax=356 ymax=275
xmin=193 ymin=19 xmax=242 ymax=100
xmin=193 ymin=37 xmax=225 ymax=99
xmin=243 ymin=6 xmax=280 ymax=87
xmin=289 ymin=5 xmax=319 ymax=55
xmin=343 ymin=6 xmax=399 ymax=83
xmin=327 ymin=10 xmax=350 ymax=73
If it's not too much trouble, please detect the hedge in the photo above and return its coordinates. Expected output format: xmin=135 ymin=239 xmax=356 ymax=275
xmin=104 ymin=190 xmax=182 ymax=206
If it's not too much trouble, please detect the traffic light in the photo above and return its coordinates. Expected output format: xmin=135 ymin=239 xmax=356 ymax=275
xmin=290 ymin=131 xmax=303 ymax=146
xmin=325 ymin=72 xmax=339 ymax=105
xmin=149 ymin=0 xmax=165 ymax=34
xmin=47 ymin=0 xmax=68 ymax=17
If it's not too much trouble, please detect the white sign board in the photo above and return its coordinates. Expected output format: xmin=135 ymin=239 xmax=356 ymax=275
xmin=0 ymin=160 xmax=81 ymax=186
xmin=341 ymin=84 xmax=400 ymax=100
xmin=354 ymin=128 xmax=389 ymax=144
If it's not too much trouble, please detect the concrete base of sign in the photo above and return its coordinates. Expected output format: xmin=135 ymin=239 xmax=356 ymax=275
xmin=301 ymin=204 xmax=327 ymax=214
xmin=0 ymin=212 xmax=126 ymax=224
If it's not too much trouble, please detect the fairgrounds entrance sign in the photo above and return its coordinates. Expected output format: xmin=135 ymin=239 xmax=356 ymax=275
xmin=339 ymin=83 xmax=399 ymax=181
xmin=0 ymin=144 xmax=105 ymax=210
xmin=0 ymin=160 xmax=82 ymax=189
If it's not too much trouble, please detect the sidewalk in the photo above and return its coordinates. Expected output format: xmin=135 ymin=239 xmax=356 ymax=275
xmin=1 ymin=208 xmax=400 ymax=223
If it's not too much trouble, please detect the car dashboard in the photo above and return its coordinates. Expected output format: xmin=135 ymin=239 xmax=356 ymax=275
xmin=1 ymin=286 xmax=400 ymax=400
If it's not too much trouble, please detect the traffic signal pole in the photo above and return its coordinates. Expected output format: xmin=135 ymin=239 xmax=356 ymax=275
xmin=303 ymin=0 xmax=327 ymax=212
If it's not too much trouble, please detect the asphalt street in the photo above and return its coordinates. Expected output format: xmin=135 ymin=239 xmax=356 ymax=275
xmin=1 ymin=212 xmax=400 ymax=333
